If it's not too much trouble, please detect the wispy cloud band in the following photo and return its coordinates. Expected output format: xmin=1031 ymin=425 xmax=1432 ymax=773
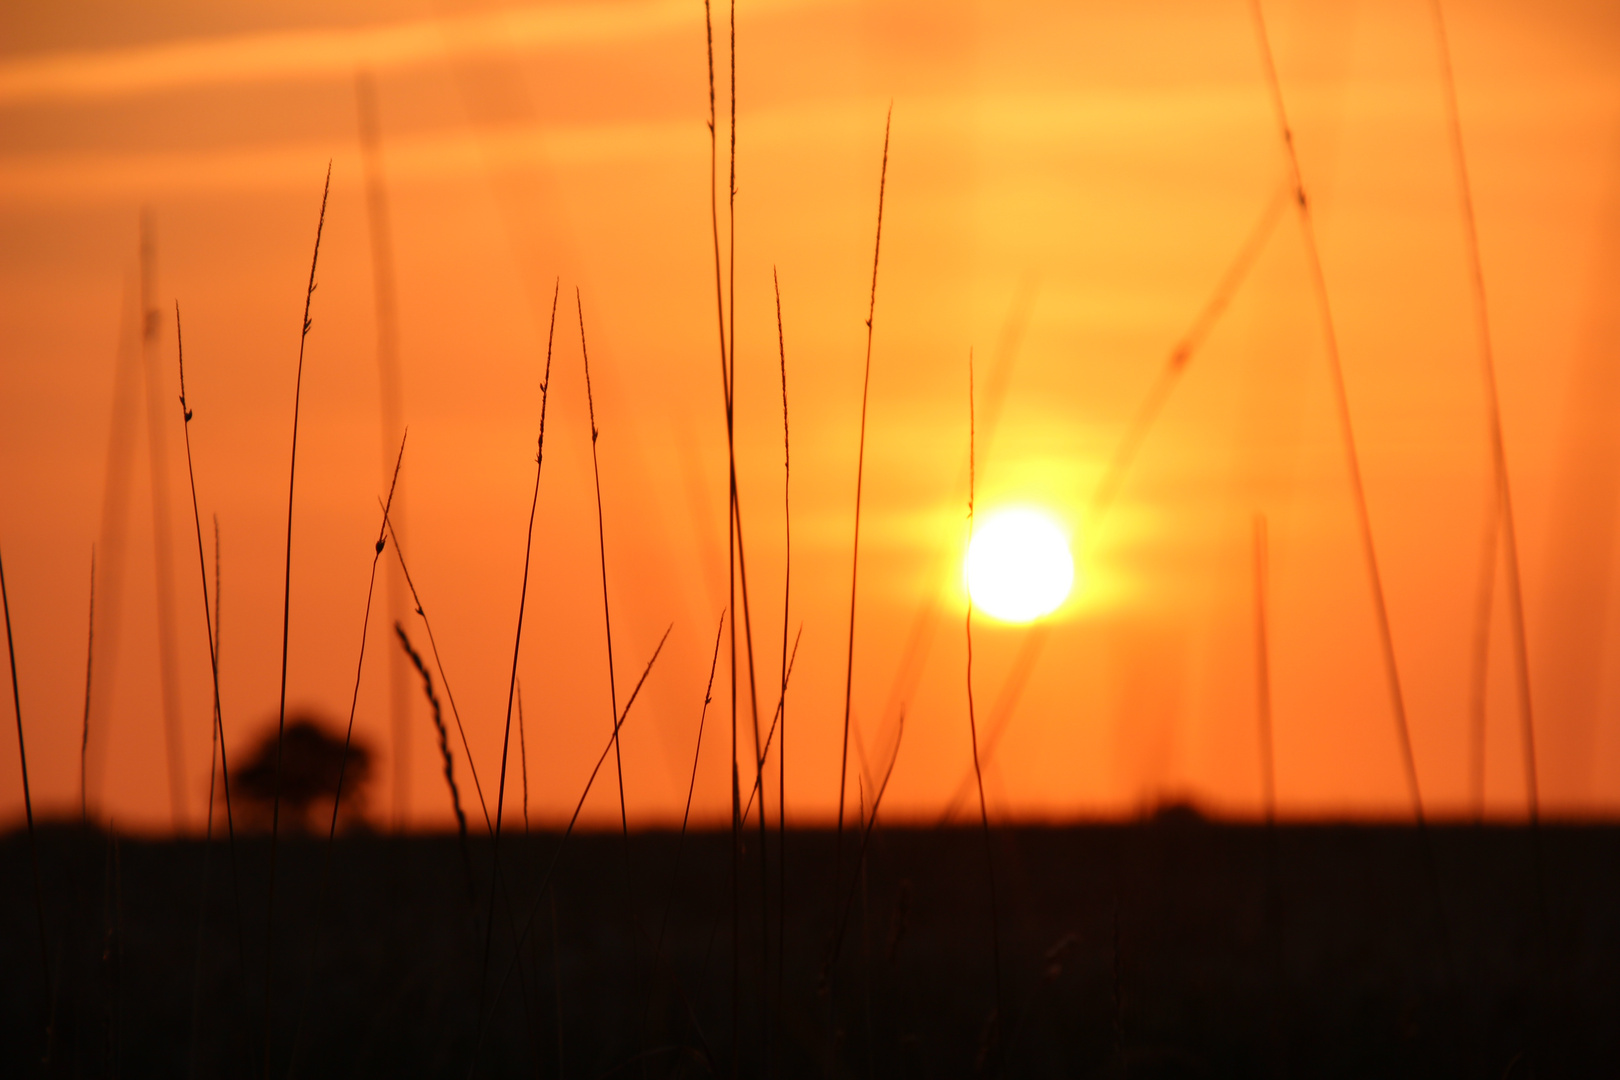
xmin=0 ymin=0 xmax=765 ymax=106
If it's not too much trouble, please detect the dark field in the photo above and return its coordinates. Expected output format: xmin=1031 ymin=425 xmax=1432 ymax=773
xmin=4 ymin=820 xmax=1617 ymax=1077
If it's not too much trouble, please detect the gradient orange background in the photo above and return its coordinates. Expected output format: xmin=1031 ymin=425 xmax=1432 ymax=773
xmin=3 ymin=0 xmax=1619 ymax=834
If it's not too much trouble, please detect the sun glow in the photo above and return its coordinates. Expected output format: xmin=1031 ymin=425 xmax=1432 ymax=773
xmin=964 ymin=507 xmax=1076 ymax=624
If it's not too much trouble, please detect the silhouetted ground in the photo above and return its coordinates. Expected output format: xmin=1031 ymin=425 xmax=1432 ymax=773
xmin=3 ymin=818 xmax=1617 ymax=1077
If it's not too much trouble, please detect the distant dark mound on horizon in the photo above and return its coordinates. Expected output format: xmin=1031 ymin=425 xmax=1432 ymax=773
xmin=1146 ymin=799 xmax=1209 ymax=827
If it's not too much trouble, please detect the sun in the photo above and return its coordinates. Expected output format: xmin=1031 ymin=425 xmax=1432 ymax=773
xmin=965 ymin=507 xmax=1076 ymax=623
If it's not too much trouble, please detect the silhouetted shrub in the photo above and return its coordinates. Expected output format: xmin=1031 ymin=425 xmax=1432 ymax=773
xmin=230 ymin=712 xmax=373 ymax=834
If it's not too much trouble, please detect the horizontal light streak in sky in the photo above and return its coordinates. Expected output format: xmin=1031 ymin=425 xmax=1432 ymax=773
xmin=0 ymin=88 xmax=1295 ymax=202
xmin=0 ymin=0 xmax=815 ymax=106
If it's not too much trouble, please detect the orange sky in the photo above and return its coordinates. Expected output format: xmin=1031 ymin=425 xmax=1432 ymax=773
xmin=2 ymin=0 xmax=1619 ymax=834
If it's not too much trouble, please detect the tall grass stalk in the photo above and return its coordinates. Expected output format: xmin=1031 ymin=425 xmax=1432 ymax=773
xmin=518 ymin=679 xmax=546 ymax=1060
xmin=743 ymin=438 xmax=768 ymax=1076
xmin=517 ymin=680 xmax=529 ymax=834
xmin=213 ymin=517 xmax=220 ymax=683
xmin=470 ymin=628 xmax=672 ymax=1074
xmin=478 ymin=279 xmax=559 ymax=1021
xmin=751 ymin=571 xmax=768 ymax=1068
xmin=824 ymin=712 xmax=903 ymax=976
xmin=576 ymin=290 xmax=633 ymax=847
xmin=576 ymin=287 xmax=657 ymax=1057
xmin=739 ymin=626 xmax=802 ymax=825
xmin=1428 ymin=0 xmax=1541 ymax=835
xmin=175 ymin=302 xmax=245 ymax=1069
xmin=964 ymin=349 xmax=1004 ymax=1047
xmin=264 ymin=163 xmax=331 ymax=1078
xmin=703 ymin=0 xmax=729 ymax=421
xmin=187 ymin=680 xmax=219 ymax=1080
xmin=697 ymin=4 xmax=737 ymax=875
xmin=726 ymin=0 xmax=736 ymax=470
xmin=1088 ymin=184 xmax=1288 ymax=522
xmin=773 ymin=267 xmax=791 ymax=1079
xmin=209 ymin=515 xmax=244 ymax=968
xmin=936 ymin=627 xmax=1048 ymax=826
xmin=644 ymin=612 xmax=726 ymax=1056
xmin=1 ymin=544 xmax=53 ymax=1056
xmin=396 ymin=622 xmax=472 ymax=886
xmin=380 ymin=509 xmax=493 ymax=831
xmin=865 ymin=285 xmax=1038 ymax=780
xmin=858 ymin=780 xmax=874 ymax=1080
xmin=727 ymin=0 xmax=761 ymax=812
xmin=700 ymin=2 xmax=769 ymax=1057
xmin=1248 ymin=3 xmax=1424 ymax=823
xmin=717 ymin=0 xmax=753 ymax=1065
xmin=80 ymin=545 xmax=95 ymax=826
xmin=281 ymin=433 xmax=407 ymax=1076
xmin=176 ymin=307 xmax=243 ymax=935
xmin=719 ymin=3 xmax=772 ymax=1053
xmin=1251 ymin=0 xmax=1453 ymax=974
xmin=835 ymin=104 xmax=892 ymax=952
xmin=697 ymin=0 xmax=733 ymax=839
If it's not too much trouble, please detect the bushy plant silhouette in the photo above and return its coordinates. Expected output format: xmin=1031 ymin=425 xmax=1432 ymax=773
xmin=231 ymin=712 xmax=373 ymax=834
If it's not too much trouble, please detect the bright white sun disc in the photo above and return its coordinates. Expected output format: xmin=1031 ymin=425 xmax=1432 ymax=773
xmin=965 ymin=508 xmax=1075 ymax=623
